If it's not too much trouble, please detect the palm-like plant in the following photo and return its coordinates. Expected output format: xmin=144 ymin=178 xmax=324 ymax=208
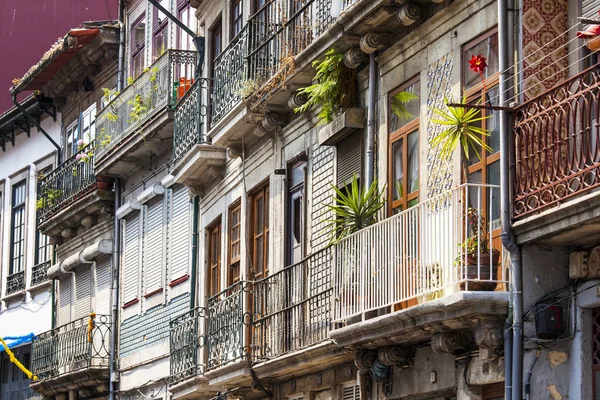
xmin=430 ymin=97 xmax=492 ymax=181
xmin=391 ymin=90 xmax=419 ymax=121
xmin=326 ymin=175 xmax=386 ymax=244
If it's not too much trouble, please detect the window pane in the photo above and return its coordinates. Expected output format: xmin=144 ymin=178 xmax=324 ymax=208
xmin=464 ymin=32 xmax=498 ymax=91
xmin=256 ymin=197 xmax=264 ymax=232
xmin=255 ymin=236 xmax=264 ymax=274
xmin=487 ymin=161 xmax=501 ymax=229
xmin=407 ymin=130 xmax=419 ymax=194
xmin=485 ymin=87 xmax=500 ymax=155
xmin=390 ymin=80 xmax=420 ymax=133
xmin=392 ymin=140 xmax=404 ymax=201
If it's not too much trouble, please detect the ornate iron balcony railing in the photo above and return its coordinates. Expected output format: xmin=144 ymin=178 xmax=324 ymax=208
xmin=32 ymin=314 xmax=111 ymax=380
xmin=6 ymin=270 xmax=25 ymax=295
xmin=173 ymin=79 xmax=208 ymax=164
xmin=332 ymin=184 xmax=505 ymax=323
xmin=513 ymin=64 xmax=600 ymax=219
xmin=206 ymin=281 xmax=252 ymax=371
xmin=31 ymin=261 xmax=51 ymax=287
xmin=37 ymin=143 xmax=97 ymax=222
xmin=170 ymin=307 xmax=205 ymax=383
xmin=253 ymin=247 xmax=332 ymax=360
xmin=96 ymin=49 xmax=197 ymax=161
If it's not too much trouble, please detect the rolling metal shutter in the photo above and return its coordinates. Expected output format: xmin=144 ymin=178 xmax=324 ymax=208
xmin=336 ymin=130 xmax=362 ymax=187
xmin=58 ymin=277 xmax=72 ymax=326
xmin=169 ymin=187 xmax=191 ymax=281
xmin=144 ymin=199 xmax=164 ymax=293
xmin=583 ymin=0 xmax=600 ymax=19
xmin=74 ymin=265 xmax=92 ymax=319
xmin=123 ymin=214 xmax=140 ymax=303
xmin=95 ymin=254 xmax=111 ymax=315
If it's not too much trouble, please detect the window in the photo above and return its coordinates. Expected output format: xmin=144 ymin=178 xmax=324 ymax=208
xmin=65 ymin=103 xmax=96 ymax=158
xmin=388 ymin=77 xmax=420 ymax=214
xmin=231 ymin=0 xmax=243 ymax=38
xmin=10 ymin=181 xmax=26 ymax=274
xmin=228 ymin=202 xmax=241 ymax=286
xmin=0 ymin=344 xmax=38 ymax=400
xmin=131 ymin=14 xmax=147 ymax=79
xmin=211 ymin=18 xmax=223 ymax=63
xmin=463 ymin=30 xmax=499 ymax=92
xmin=36 ymin=167 xmax=52 ymax=265
xmin=341 ymin=383 xmax=360 ymax=400
xmin=153 ymin=0 xmax=169 ymax=59
xmin=208 ymin=219 xmax=221 ymax=297
xmin=177 ymin=0 xmax=193 ymax=50
xmin=250 ymin=184 xmax=269 ymax=279
xmin=287 ymin=160 xmax=306 ymax=265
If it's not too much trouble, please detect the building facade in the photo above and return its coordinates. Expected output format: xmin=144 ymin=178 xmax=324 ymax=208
xmin=5 ymin=0 xmax=600 ymax=399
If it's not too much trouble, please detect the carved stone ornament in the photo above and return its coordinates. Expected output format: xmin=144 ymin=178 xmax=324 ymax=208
xmin=227 ymin=147 xmax=243 ymax=159
xmin=261 ymin=111 xmax=283 ymax=132
xmin=355 ymin=350 xmax=378 ymax=371
xmin=287 ymin=90 xmax=308 ymax=110
xmin=378 ymin=345 xmax=410 ymax=366
xmin=344 ymin=47 xmax=366 ymax=69
xmin=474 ymin=327 xmax=502 ymax=349
xmin=431 ymin=332 xmax=471 ymax=354
xmin=359 ymin=33 xmax=386 ymax=54
xmin=397 ymin=3 xmax=421 ymax=26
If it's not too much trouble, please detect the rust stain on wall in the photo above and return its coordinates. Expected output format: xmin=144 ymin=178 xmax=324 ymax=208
xmin=547 ymin=350 xmax=568 ymax=368
xmin=547 ymin=384 xmax=563 ymax=400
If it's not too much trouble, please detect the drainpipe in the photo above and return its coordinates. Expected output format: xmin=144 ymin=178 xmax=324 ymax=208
xmin=498 ymin=0 xmax=523 ymax=399
xmin=117 ymin=0 xmax=126 ymax=92
xmin=365 ymin=52 xmax=377 ymax=190
xmin=12 ymin=93 xmax=61 ymax=163
xmin=190 ymin=196 xmax=199 ymax=309
xmin=109 ymin=178 xmax=121 ymax=400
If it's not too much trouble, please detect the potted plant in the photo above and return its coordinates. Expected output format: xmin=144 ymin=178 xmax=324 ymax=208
xmin=457 ymin=207 xmax=499 ymax=291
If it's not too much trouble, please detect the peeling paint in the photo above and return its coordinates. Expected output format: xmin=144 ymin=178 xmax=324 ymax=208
xmin=547 ymin=350 xmax=568 ymax=368
xmin=547 ymin=384 xmax=563 ymax=400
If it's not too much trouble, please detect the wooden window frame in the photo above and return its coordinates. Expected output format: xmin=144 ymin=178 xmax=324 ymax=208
xmin=231 ymin=0 xmax=243 ymax=38
xmin=388 ymin=76 xmax=420 ymax=215
xmin=208 ymin=218 xmax=222 ymax=298
xmin=176 ymin=1 xmax=192 ymax=50
xmin=10 ymin=180 xmax=26 ymax=275
xmin=250 ymin=183 xmax=269 ymax=280
xmin=152 ymin=1 xmax=169 ymax=59
xmin=228 ymin=201 xmax=241 ymax=286
xmin=130 ymin=14 xmax=147 ymax=79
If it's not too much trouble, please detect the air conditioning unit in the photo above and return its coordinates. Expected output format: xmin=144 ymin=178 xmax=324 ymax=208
xmin=569 ymin=251 xmax=588 ymax=279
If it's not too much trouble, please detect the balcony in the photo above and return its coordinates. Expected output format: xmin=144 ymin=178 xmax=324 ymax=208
xmin=512 ymin=64 xmax=600 ymax=245
xmin=5 ymin=271 xmax=25 ymax=296
xmin=31 ymin=315 xmax=111 ymax=397
xmin=330 ymin=184 xmax=509 ymax=348
xmin=95 ymin=49 xmax=197 ymax=176
xmin=37 ymin=144 xmax=114 ymax=241
xmin=30 ymin=261 xmax=51 ymax=287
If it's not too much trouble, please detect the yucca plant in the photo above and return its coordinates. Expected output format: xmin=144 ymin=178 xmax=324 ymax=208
xmin=391 ymin=90 xmax=419 ymax=121
xmin=326 ymin=175 xmax=386 ymax=244
xmin=431 ymin=97 xmax=492 ymax=181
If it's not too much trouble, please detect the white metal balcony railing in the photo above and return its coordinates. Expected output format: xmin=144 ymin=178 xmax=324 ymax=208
xmin=332 ymin=183 xmax=504 ymax=322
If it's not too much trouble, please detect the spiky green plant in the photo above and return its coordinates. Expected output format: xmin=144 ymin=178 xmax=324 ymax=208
xmin=325 ymin=175 xmax=386 ymax=244
xmin=431 ymin=97 xmax=492 ymax=180
xmin=391 ymin=90 xmax=419 ymax=121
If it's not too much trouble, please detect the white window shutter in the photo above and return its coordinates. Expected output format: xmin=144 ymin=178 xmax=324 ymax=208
xmin=95 ymin=254 xmax=111 ymax=315
xmin=144 ymin=200 xmax=164 ymax=293
xmin=168 ymin=187 xmax=190 ymax=281
xmin=342 ymin=384 xmax=360 ymax=400
xmin=58 ymin=277 xmax=72 ymax=326
xmin=74 ymin=265 xmax=92 ymax=319
xmin=123 ymin=214 xmax=140 ymax=303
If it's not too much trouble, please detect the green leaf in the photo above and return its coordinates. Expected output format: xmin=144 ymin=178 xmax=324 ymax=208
xmin=391 ymin=90 xmax=418 ymax=121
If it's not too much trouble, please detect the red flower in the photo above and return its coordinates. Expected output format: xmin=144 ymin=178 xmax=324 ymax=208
xmin=468 ymin=54 xmax=488 ymax=74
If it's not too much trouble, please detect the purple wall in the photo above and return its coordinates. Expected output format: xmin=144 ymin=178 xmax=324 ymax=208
xmin=0 ymin=0 xmax=119 ymax=114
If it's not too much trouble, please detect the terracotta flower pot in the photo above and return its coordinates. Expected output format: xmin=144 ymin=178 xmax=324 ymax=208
xmin=96 ymin=176 xmax=115 ymax=191
xmin=459 ymin=252 xmax=500 ymax=291
xmin=588 ymin=36 xmax=600 ymax=53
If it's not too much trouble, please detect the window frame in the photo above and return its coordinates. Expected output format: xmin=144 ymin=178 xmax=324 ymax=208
xmin=287 ymin=158 xmax=306 ymax=266
xmin=250 ymin=183 xmax=269 ymax=280
xmin=9 ymin=180 xmax=27 ymax=275
xmin=35 ymin=166 xmax=53 ymax=266
xmin=208 ymin=218 xmax=222 ymax=297
xmin=387 ymin=75 xmax=421 ymax=215
xmin=228 ymin=201 xmax=242 ymax=286
xmin=176 ymin=0 xmax=193 ymax=50
xmin=231 ymin=0 xmax=243 ymax=38
xmin=152 ymin=0 xmax=169 ymax=59
xmin=130 ymin=13 xmax=147 ymax=79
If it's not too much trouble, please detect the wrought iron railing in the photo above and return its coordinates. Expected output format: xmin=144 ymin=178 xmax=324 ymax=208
xmin=253 ymin=247 xmax=332 ymax=360
xmin=211 ymin=27 xmax=249 ymax=125
xmin=31 ymin=261 xmax=51 ymax=287
xmin=513 ymin=64 xmax=600 ymax=219
xmin=173 ymin=79 xmax=208 ymax=164
xmin=206 ymin=281 xmax=252 ymax=370
xmin=96 ymin=49 xmax=197 ymax=161
xmin=332 ymin=184 xmax=505 ymax=323
xmin=6 ymin=271 xmax=25 ymax=295
xmin=37 ymin=143 xmax=97 ymax=222
xmin=170 ymin=307 xmax=205 ymax=383
xmin=32 ymin=314 xmax=111 ymax=380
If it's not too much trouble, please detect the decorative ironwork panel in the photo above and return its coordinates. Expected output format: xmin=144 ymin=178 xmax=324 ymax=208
xmin=30 ymin=261 xmax=51 ymax=287
xmin=206 ymin=281 xmax=251 ymax=370
xmin=211 ymin=28 xmax=248 ymax=125
xmin=96 ymin=49 xmax=197 ymax=161
xmin=173 ymin=79 xmax=208 ymax=163
xmin=253 ymin=247 xmax=333 ymax=360
xmin=5 ymin=271 xmax=25 ymax=295
xmin=37 ymin=143 xmax=97 ymax=222
xmin=513 ymin=64 xmax=600 ymax=219
xmin=170 ymin=307 xmax=205 ymax=383
xmin=32 ymin=314 xmax=111 ymax=380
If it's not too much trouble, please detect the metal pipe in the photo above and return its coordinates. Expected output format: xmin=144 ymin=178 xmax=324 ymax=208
xmin=504 ymin=309 xmax=513 ymax=400
xmin=12 ymin=93 xmax=61 ymax=163
xmin=498 ymin=0 xmax=523 ymax=399
xmin=365 ymin=51 xmax=377 ymax=190
xmin=109 ymin=178 xmax=121 ymax=400
xmin=117 ymin=0 xmax=126 ymax=92
xmin=190 ymin=195 xmax=199 ymax=309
